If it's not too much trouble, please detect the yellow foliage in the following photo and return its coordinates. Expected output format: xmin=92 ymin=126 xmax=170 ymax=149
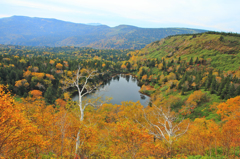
xmin=63 ymin=92 xmax=71 ymax=101
xmin=19 ymin=59 xmax=27 ymax=63
xmin=201 ymin=76 xmax=208 ymax=86
xmin=121 ymin=63 xmax=126 ymax=69
xmin=212 ymin=71 xmax=219 ymax=76
xmin=43 ymin=79 xmax=52 ymax=86
xmin=15 ymin=79 xmax=28 ymax=87
xmin=166 ymin=72 xmax=176 ymax=80
xmin=158 ymin=63 xmax=163 ymax=69
xmin=56 ymin=63 xmax=63 ymax=69
xmin=49 ymin=60 xmax=55 ymax=65
xmin=185 ymin=90 xmax=207 ymax=109
xmin=67 ymin=71 xmax=72 ymax=77
xmin=31 ymin=72 xmax=45 ymax=80
xmin=24 ymin=82 xmax=29 ymax=87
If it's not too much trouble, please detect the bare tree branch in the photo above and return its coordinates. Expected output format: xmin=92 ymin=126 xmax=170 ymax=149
xmin=61 ymin=66 xmax=105 ymax=158
xmin=143 ymin=104 xmax=189 ymax=146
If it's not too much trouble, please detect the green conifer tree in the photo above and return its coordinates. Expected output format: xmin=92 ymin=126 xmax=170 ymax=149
xmin=177 ymin=57 xmax=181 ymax=64
xmin=195 ymin=57 xmax=199 ymax=64
xmin=235 ymin=86 xmax=240 ymax=96
xmin=189 ymin=57 xmax=193 ymax=65
xmin=229 ymin=84 xmax=236 ymax=97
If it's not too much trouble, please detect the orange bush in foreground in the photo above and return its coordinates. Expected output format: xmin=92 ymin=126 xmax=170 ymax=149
xmin=0 ymin=85 xmax=46 ymax=158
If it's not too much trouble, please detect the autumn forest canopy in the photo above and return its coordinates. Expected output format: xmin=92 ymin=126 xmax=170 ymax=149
xmin=1 ymin=31 xmax=240 ymax=158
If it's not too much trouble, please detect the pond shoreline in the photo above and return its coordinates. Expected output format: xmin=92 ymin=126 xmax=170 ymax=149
xmin=71 ymin=73 xmax=150 ymax=106
xmin=71 ymin=72 xmax=151 ymax=97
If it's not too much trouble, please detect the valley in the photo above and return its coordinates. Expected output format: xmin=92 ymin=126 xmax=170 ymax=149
xmin=0 ymin=27 xmax=240 ymax=158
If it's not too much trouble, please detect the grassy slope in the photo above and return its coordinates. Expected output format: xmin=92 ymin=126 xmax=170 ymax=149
xmin=135 ymin=32 xmax=240 ymax=71
xmin=130 ymin=32 xmax=240 ymax=120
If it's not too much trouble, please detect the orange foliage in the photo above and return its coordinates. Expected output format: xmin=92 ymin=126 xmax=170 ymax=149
xmin=56 ymin=70 xmax=63 ymax=74
xmin=29 ymin=90 xmax=42 ymax=97
xmin=0 ymin=85 xmax=46 ymax=158
xmin=109 ymin=121 xmax=154 ymax=158
xmin=46 ymin=73 xmax=55 ymax=80
xmin=56 ymin=63 xmax=63 ymax=69
xmin=217 ymin=96 xmax=240 ymax=121
xmin=179 ymin=118 xmax=219 ymax=156
xmin=55 ymin=98 xmax=67 ymax=107
xmin=142 ymin=74 xmax=148 ymax=81
xmin=191 ymin=82 xmax=197 ymax=87
xmin=27 ymin=65 xmax=32 ymax=70
xmin=216 ymin=76 xmax=222 ymax=83
xmin=141 ymin=84 xmax=154 ymax=91
xmin=63 ymin=61 xmax=69 ymax=67
xmin=23 ymin=70 xmax=31 ymax=78
xmin=121 ymin=63 xmax=126 ymax=69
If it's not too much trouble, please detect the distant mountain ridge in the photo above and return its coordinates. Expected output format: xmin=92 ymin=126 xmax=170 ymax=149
xmin=87 ymin=23 xmax=103 ymax=26
xmin=0 ymin=16 xmax=208 ymax=49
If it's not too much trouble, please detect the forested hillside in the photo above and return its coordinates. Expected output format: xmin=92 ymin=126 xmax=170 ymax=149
xmin=125 ymin=32 xmax=240 ymax=119
xmin=0 ymin=32 xmax=240 ymax=158
xmin=0 ymin=16 xmax=207 ymax=49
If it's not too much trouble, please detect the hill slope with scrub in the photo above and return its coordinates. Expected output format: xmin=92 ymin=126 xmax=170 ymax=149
xmin=132 ymin=32 xmax=240 ymax=71
xmin=124 ymin=32 xmax=240 ymax=120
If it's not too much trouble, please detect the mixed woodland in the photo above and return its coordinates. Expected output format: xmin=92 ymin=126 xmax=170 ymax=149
xmin=0 ymin=32 xmax=240 ymax=158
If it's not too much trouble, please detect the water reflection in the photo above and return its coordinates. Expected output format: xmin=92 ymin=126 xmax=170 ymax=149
xmin=131 ymin=77 xmax=136 ymax=82
xmin=140 ymin=94 xmax=146 ymax=100
xmin=113 ymin=75 xmax=120 ymax=81
xmin=72 ymin=74 xmax=150 ymax=107
xmin=125 ymin=75 xmax=130 ymax=82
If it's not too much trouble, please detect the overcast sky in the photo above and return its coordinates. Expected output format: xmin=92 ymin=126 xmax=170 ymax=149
xmin=1 ymin=0 xmax=239 ymax=32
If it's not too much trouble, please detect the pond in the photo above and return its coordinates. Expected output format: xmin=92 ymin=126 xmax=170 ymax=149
xmin=72 ymin=74 xmax=150 ymax=107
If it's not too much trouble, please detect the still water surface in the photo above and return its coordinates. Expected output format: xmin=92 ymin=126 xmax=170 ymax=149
xmin=72 ymin=74 xmax=150 ymax=107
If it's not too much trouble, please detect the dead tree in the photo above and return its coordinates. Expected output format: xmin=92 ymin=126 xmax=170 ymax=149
xmin=61 ymin=66 xmax=102 ymax=158
xmin=143 ymin=104 xmax=189 ymax=158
